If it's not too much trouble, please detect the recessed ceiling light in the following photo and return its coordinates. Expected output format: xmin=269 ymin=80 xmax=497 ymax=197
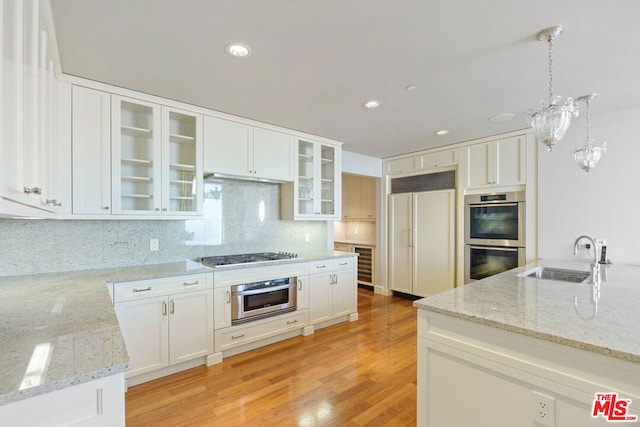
xmin=488 ymin=112 xmax=515 ymax=123
xmin=405 ymin=85 xmax=416 ymax=91
xmin=435 ymin=130 xmax=450 ymax=136
xmin=363 ymin=100 xmax=381 ymax=109
xmin=225 ymin=43 xmax=251 ymax=58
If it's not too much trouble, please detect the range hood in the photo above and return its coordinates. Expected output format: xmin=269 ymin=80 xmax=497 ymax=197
xmin=203 ymin=172 xmax=289 ymax=184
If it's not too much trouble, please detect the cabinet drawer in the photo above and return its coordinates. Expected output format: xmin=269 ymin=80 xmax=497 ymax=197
xmin=309 ymin=257 xmax=354 ymax=273
xmin=113 ymin=273 xmax=212 ymax=303
xmin=214 ymin=310 xmax=308 ymax=352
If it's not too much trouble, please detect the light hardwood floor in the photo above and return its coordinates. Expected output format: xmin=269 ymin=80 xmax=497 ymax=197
xmin=125 ymin=288 xmax=417 ymax=426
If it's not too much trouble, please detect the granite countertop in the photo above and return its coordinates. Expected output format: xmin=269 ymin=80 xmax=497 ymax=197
xmin=414 ymin=259 xmax=640 ymax=364
xmin=0 ymin=260 xmax=212 ymax=406
xmin=1 ymin=253 xmax=353 ymax=405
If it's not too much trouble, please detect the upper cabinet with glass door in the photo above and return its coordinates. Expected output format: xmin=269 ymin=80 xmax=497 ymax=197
xmin=162 ymin=107 xmax=202 ymax=215
xmin=281 ymin=139 xmax=342 ymax=220
xmin=112 ymin=96 xmax=162 ymax=214
xmin=111 ymin=96 xmax=202 ymax=216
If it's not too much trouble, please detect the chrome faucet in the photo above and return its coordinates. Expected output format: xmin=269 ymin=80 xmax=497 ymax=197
xmin=573 ymin=235 xmax=599 ymax=283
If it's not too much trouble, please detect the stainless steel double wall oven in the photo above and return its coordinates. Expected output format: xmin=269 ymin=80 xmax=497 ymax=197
xmin=464 ymin=191 xmax=526 ymax=283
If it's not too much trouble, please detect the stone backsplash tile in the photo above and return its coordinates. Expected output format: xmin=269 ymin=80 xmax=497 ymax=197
xmin=0 ymin=181 xmax=328 ymax=277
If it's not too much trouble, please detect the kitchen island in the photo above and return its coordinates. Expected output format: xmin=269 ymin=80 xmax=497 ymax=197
xmin=414 ymin=259 xmax=640 ymax=427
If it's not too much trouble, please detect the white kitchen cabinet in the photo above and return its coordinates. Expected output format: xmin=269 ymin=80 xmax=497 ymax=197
xmin=0 ymin=373 xmax=125 ymax=427
xmin=111 ymin=96 xmax=202 ymax=216
xmin=203 ymin=115 xmax=293 ymax=182
xmin=308 ymin=257 xmax=356 ymax=325
xmin=465 ymin=135 xmax=525 ymax=188
xmin=281 ymin=138 xmax=342 ymax=220
xmin=389 ymin=189 xmax=455 ymax=297
xmin=386 ymin=149 xmax=458 ymax=175
xmin=1 ymin=0 xmax=69 ymax=216
xmin=161 ymin=106 xmax=203 ymax=215
xmin=213 ymin=286 xmax=232 ymax=330
xmin=215 ymin=310 xmax=307 ymax=353
xmin=342 ymin=173 xmax=376 ymax=220
xmin=252 ymin=127 xmax=293 ymax=181
xmin=113 ymin=274 xmax=213 ymax=380
xmin=72 ymin=85 xmax=111 ymax=214
xmin=296 ymin=274 xmax=310 ymax=310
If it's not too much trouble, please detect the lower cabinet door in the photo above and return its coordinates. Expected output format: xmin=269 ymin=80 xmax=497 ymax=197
xmin=115 ymin=296 xmax=169 ymax=377
xmin=309 ymin=274 xmax=332 ymax=324
xmin=332 ymin=269 xmax=354 ymax=318
xmin=168 ymin=289 xmax=214 ymax=365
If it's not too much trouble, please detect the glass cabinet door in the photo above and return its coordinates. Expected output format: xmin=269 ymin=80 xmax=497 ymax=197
xmin=297 ymin=140 xmax=315 ymax=216
xmin=319 ymin=144 xmax=336 ymax=215
xmin=112 ymin=97 xmax=161 ymax=214
xmin=162 ymin=108 xmax=202 ymax=215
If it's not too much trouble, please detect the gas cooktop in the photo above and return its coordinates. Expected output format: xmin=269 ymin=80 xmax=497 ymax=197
xmin=201 ymin=252 xmax=299 ymax=267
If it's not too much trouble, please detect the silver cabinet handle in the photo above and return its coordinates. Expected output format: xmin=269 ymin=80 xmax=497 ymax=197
xmin=162 ymin=301 xmax=167 ymax=316
xmin=102 ymin=206 xmax=110 ymax=210
xmin=316 ymin=265 xmax=327 ymax=269
xmin=133 ymin=286 xmax=152 ymax=293
xmin=287 ymin=319 xmax=298 ymax=325
xmin=170 ymin=299 xmax=175 ymax=314
xmin=162 ymin=208 xmax=168 ymax=211
xmin=339 ymin=262 xmax=348 ymax=266
xmin=226 ymin=290 xmax=230 ymax=304
xmin=298 ymin=278 xmax=303 ymax=291
xmin=232 ymin=333 xmax=245 ymax=339
xmin=24 ymin=187 xmax=41 ymax=195
xmin=183 ymin=280 xmax=199 ymax=286
xmin=46 ymin=199 xmax=62 ymax=207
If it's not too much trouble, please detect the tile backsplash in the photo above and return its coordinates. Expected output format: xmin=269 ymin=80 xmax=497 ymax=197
xmin=0 ymin=179 xmax=328 ymax=277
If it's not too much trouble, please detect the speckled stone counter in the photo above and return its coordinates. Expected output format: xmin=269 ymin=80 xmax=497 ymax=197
xmin=414 ymin=259 xmax=640 ymax=364
xmin=0 ymin=260 xmax=212 ymax=405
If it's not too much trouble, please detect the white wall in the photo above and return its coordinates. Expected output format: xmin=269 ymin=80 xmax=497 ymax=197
xmin=342 ymin=150 xmax=382 ymax=177
xmin=538 ymin=106 xmax=640 ymax=265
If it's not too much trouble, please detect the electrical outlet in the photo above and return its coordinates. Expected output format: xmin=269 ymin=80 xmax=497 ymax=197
xmin=304 ymin=233 xmax=310 ymax=243
xmin=150 ymin=238 xmax=159 ymax=252
xmin=532 ymin=391 xmax=555 ymax=427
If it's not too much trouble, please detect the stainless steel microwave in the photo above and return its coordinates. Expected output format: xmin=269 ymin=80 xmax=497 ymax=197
xmin=464 ymin=191 xmax=525 ymax=248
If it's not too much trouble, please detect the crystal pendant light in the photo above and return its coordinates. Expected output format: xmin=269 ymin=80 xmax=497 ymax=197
xmin=526 ymin=26 xmax=578 ymax=151
xmin=572 ymin=94 xmax=607 ymax=174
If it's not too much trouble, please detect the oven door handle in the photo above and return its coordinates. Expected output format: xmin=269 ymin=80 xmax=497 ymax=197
xmin=468 ymin=202 xmax=520 ymax=208
xmin=468 ymin=245 xmax=521 ymax=252
xmin=233 ymin=283 xmax=293 ymax=296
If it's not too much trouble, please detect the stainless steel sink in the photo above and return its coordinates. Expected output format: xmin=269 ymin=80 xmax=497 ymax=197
xmin=521 ymin=267 xmax=591 ymax=283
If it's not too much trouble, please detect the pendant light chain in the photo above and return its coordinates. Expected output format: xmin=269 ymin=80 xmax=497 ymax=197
xmin=548 ymin=36 xmax=554 ymax=102
xmin=585 ymin=98 xmax=591 ymax=143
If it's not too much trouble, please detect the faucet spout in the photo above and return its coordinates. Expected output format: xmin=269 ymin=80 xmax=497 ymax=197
xmin=574 ymin=235 xmax=600 ymax=283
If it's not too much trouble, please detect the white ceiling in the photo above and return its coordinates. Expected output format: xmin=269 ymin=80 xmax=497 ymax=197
xmin=50 ymin=0 xmax=640 ymax=159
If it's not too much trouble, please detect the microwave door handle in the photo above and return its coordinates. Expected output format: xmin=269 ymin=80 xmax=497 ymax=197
xmin=234 ymin=283 xmax=293 ymax=296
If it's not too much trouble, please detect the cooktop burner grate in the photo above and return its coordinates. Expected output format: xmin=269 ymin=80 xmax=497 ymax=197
xmin=201 ymin=252 xmax=298 ymax=267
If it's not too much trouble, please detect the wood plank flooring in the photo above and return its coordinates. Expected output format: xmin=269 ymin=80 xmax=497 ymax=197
xmin=125 ymin=288 xmax=417 ymax=426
